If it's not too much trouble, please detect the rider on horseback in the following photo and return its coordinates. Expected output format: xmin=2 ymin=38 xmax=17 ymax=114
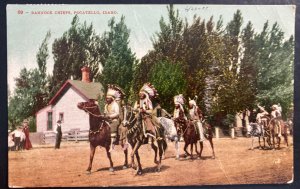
xmin=188 ymin=96 xmax=205 ymax=142
xmin=134 ymin=83 xmax=160 ymax=143
xmin=256 ymin=104 xmax=269 ymax=136
xmin=173 ymin=94 xmax=187 ymax=141
xmin=103 ymin=84 xmax=125 ymax=152
xmin=271 ymin=104 xmax=283 ymax=137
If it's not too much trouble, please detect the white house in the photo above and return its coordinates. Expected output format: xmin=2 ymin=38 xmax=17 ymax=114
xmin=36 ymin=66 xmax=103 ymax=132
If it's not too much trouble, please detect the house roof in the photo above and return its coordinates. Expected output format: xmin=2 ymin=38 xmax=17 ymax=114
xmin=48 ymin=79 xmax=103 ymax=105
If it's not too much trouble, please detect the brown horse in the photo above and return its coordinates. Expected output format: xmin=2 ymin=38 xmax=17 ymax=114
xmin=177 ymin=119 xmax=215 ymax=159
xmin=77 ymin=101 xmax=128 ymax=174
xmin=268 ymin=117 xmax=289 ymax=149
xmin=122 ymin=105 xmax=167 ymax=175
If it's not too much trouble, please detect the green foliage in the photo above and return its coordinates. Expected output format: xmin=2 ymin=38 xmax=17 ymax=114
xmin=49 ymin=15 xmax=101 ymax=99
xmin=8 ymin=68 xmax=46 ymax=130
xmin=99 ymin=16 xmax=136 ymax=96
xmin=222 ymin=114 xmax=235 ymax=128
xmin=149 ymin=60 xmax=187 ymax=112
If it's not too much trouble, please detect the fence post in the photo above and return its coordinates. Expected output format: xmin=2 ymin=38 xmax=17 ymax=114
xmin=75 ymin=130 xmax=78 ymax=143
xmin=215 ymin=127 xmax=219 ymax=139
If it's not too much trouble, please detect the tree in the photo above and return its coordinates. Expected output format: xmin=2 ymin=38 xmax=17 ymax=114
xmin=8 ymin=68 xmax=45 ymax=131
xmin=49 ymin=15 xmax=101 ymax=99
xmin=255 ymin=22 xmax=294 ymax=117
xmin=149 ymin=60 xmax=187 ymax=112
xmin=99 ymin=16 xmax=137 ymax=97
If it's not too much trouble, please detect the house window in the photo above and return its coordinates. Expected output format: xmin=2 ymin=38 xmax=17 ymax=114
xmin=59 ymin=112 xmax=64 ymax=122
xmin=47 ymin=112 xmax=53 ymax=130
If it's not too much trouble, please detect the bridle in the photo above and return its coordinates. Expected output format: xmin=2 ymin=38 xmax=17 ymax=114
xmin=122 ymin=106 xmax=136 ymax=126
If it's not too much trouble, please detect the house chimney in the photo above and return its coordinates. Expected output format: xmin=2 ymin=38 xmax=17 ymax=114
xmin=81 ymin=66 xmax=91 ymax=83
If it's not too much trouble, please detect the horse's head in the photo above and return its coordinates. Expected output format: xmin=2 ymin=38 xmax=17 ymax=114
xmin=77 ymin=100 xmax=101 ymax=115
xmin=121 ymin=105 xmax=136 ymax=128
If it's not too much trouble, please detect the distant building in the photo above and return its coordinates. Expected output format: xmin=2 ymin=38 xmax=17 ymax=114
xmin=36 ymin=66 xmax=103 ymax=132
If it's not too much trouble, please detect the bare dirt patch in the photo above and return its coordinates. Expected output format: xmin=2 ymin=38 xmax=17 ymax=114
xmin=8 ymin=137 xmax=293 ymax=187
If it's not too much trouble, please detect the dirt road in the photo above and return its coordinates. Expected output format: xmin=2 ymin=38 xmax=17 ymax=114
xmin=8 ymin=137 xmax=293 ymax=187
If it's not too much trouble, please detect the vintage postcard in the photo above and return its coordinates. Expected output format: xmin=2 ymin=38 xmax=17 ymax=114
xmin=7 ymin=4 xmax=295 ymax=187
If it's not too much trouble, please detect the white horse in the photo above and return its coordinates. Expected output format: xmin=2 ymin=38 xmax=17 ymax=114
xmin=158 ymin=117 xmax=181 ymax=159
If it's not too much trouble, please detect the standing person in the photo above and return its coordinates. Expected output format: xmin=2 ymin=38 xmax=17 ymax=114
xmin=103 ymin=84 xmax=125 ymax=152
xmin=8 ymin=131 xmax=15 ymax=151
xmin=20 ymin=129 xmax=26 ymax=150
xmin=11 ymin=126 xmax=23 ymax=151
xmin=55 ymin=120 xmax=62 ymax=149
xmin=188 ymin=96 xmax=205 ymax=142
xmin=244 ymin=109 xmax=251 ymax=136
xmin=22 ymin=119 xmax=32 ymax=150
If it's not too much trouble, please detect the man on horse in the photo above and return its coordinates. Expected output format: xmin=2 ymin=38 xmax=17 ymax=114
xmin=134 ymin=82 xmax=161 ymax=142
xmin=271 ymin=104 xmax=283 ymax=137
xmin=173 ymin=94 xmax=187 ymax=140
xmin=104 ymin=84 xmax=125 ymax=152
xmin=188 ymin=96 xmax=205 ymax=142
xmin=256 ymin=105 xmax=269 ymax=135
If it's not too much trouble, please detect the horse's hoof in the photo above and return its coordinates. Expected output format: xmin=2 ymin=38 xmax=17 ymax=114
xmin=123 ymin=165 xmax=128 ymax=170
xmin=109 ymin=168 xmax=114 ymax=172
xmin=154 ymin=160 xmax=159 ymax=164
xmin=197 ymin=156 xmax=201 ymax=160
xmin=86 ymin=171 xmax=91 ymax=175
xmin=175 ymin=156 xmax=180 ymax=160
xmin=185 ymin=156 xmax=191 ymax=160
xmin=137 ymin=170 xmax=142 ymax=175
xmin=156 ymin=168 xmax=161 ymax=172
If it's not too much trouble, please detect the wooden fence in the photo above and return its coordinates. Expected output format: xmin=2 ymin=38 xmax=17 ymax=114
xmin=43 ymin=128 xmax=89 ymax=144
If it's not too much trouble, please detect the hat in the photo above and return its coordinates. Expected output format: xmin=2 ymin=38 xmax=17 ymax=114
xmin=174 ymin=94 xmax=185 ymax=105
xmin=139 ymin=82 xmax=158 ymax=98
xmin=57 ymin=120 xmax=62 ymax=124
xmin=18 ymin=125 xmax=23 ymax=129
xmin=23 ymin=119 xmax=29 ymax=123
xmin=106 ymin=84 xmax=125 ymax=101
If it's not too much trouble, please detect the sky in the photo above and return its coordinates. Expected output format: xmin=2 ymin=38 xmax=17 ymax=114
xmin=7 ymin=4 xmax=295 ymax=93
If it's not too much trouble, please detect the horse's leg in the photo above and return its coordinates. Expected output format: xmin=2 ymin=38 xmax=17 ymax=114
xmin=105 ymin=145 xmax=114 ymax=172
xmin=263 ymin=137 xmax=266 ymax=149
xmin=209 ymin=138 xmax=215 ymax=159
xmin=284 ymin=133 xmax=289 ymax=147
xmin=195 ymin=141 xmax=200 ymax=159
xmin=277 ymin=136 xmax=281 ymax=149
xmin=134 ymin=142 xmax=143 ymax=175
xmin=123 ymin=146 xmax=128 ymax=169
xmin=184 ymin=142 xmax=190 ymax=157
xmin=251 ymin=136 xmax=254 ymax=150
xmin=175 ymin=137 xmax=180 ymax=159
xmin=190 ymin=142 xmax=194 ymax=159
xmin=258 ymin=136 xmax=262 ymax=149
xmin=86 ymin=144 xmax=96 ymax=173
xmin=199 ymin=141 xmax=204 ymax=158
xmin=156 ymin=140 xmax=164 ymax=172
xmin=151 ymin=138 xmax=159 ymax=164
xmin=130 ymin=142 xmax=137 ymax=169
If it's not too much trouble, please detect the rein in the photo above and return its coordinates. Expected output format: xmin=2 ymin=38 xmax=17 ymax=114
xmin=89 ymin=120 xmax=104 ymax=135
xmin=82 ymin=105 xmax=102 ymax=118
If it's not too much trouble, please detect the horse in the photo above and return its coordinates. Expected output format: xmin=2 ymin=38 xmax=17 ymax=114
xmin=122 ymin=105 xmax=167 ymax=175
xmin=199 ymin=120 xmax=215 ymax=159
xmin=177 ymin=118 xmax=215 ymax=159
xmin=77 ymin=101 xmax=129 ymax=174
xmin=248 ymin=122 xmax=272 ymax=150
xmin=158 ymin=116 xmax=181 ymax=159
xmin=268 ymin=117 xmax=289 ymax=149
